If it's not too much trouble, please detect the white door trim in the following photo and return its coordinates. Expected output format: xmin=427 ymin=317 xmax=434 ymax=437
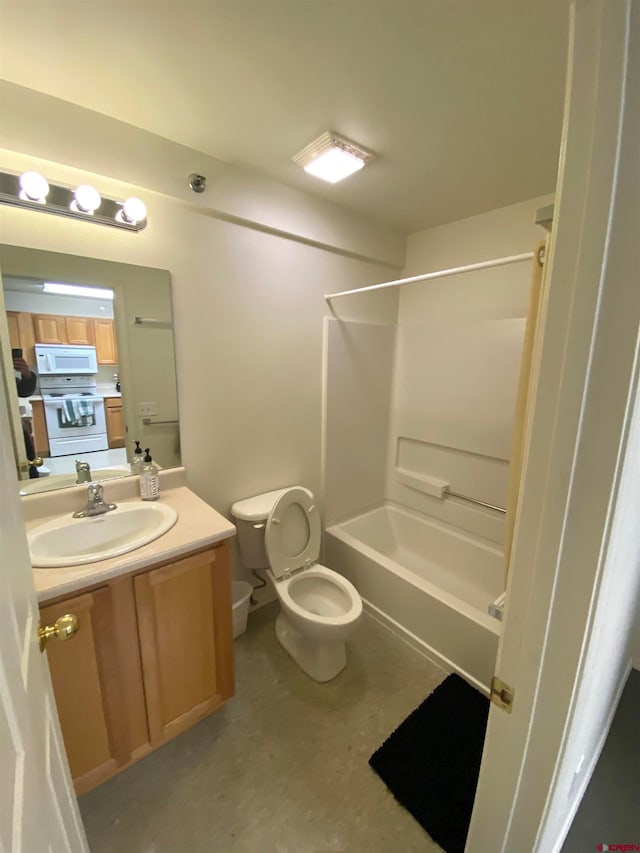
xmin=467 ymin=1 xmax=638 ymax=850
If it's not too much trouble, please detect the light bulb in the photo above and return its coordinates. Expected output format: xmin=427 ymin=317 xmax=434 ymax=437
xmin=72 ymin=184 xmax=101 ymax=214
xmin=19 ymin=171 xmax=49 ymax=203
xmin=120 ymin=197 xmax=147 ymax=225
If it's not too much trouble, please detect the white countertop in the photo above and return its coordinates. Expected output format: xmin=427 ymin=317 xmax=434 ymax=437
xmin=24 ymin=468 xmax=236 ymax=603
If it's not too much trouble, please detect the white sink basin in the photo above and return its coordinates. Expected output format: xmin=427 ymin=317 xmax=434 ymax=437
xmin=29 ymin=502 xmax=178 ymax=568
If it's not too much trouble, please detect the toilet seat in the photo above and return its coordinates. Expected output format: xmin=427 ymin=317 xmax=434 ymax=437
xmin=265 ymin=487 xmax=321 ymax=579
xmin=275 ymin=563 xmax=362 ymax=627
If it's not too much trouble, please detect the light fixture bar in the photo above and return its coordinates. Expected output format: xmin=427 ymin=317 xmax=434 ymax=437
xmin=43 ymin=282 xmax=114 ymax=300
xmin=0 ymin=171 xmax=147 ymax=232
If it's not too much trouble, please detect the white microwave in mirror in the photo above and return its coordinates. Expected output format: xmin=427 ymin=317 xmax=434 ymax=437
xmin=35 ymin=344 xmax=98 ymax=376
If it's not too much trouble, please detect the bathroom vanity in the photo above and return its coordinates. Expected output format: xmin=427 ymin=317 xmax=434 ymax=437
xmin=26 ymin=470 xmax=236 ymax=795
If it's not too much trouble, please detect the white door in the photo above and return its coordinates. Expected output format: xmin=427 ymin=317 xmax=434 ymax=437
xmin=467 ymin=2 xmax=637 ymax=850
xmin=0 ymin=323 xmax=87 ymax=848
xmin=0 ymin=279 xmax=30 ymax=481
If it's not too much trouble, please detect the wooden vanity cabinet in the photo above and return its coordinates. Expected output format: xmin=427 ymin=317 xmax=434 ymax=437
xmin=40 ymin=586 xmax=139 ymax=795
xmin=39 ymin=541 xmax=233 ymax=794
xmin=135 ymin=547 xmax=234 ymax=745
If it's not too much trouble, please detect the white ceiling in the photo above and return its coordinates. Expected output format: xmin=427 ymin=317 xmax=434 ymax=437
xmin=0 ymin=1 xmax=570 ymax=234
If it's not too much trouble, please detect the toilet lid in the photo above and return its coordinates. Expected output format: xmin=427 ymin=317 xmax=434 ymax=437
xmin=265 ymin=487 xmax=321 ymax=579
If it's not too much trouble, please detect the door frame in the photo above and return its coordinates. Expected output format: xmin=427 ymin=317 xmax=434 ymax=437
xmin=467 ymin=2 xmax=639 ymax=850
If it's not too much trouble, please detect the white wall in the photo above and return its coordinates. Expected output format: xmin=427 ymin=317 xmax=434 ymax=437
xmin=387 ymin=195 xmax=553 ymax=544
xmin=0 ymin=88 xmax=403 ymax=584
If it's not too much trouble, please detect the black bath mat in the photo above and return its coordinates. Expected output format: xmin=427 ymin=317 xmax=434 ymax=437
xmin=369 ymin=673 xmax=489 ymax=853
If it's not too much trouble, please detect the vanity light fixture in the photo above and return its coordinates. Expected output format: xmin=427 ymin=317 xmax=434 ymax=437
xmin=116 ymin=196 xmax=147 ymax=226
xmin=71 ymin=184 xmax=102 ymax=215
xmin=0 ymin=170 xmax=147 ymax=232
xmin=43 ymin=282 xmax=115 ymax=300
xmin=19 ymin=171 xmax=49 ymax=203
xmin=292 ymin=131 xmax=374 ymax=184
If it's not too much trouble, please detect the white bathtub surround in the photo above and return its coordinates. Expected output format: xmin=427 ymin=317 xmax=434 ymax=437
xmin=325 ymin=502 xmax=503 ymax=690
xmin=323 ymin=318 xmax=396 ymax=524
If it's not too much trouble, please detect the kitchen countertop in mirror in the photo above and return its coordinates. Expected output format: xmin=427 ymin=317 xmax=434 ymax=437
xmin=24 ymin=468 xmax=236 ymax=603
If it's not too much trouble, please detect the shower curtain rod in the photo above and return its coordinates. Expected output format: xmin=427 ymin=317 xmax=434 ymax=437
xmin=324 ymin=251 xmax=535 ymax=303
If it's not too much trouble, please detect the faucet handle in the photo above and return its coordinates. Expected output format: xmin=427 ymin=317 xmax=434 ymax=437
xmin=88 ymin=482 xmax=103 ymax=502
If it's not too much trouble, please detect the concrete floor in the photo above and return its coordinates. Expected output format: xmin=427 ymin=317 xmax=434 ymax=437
xmin=80 ymin=603 xmax=447 ymax=853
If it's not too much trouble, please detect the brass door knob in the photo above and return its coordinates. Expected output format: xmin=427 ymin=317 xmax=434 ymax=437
xmin=18 ymin=456 xmax=44 ymax=474
xmin=38 ymin=613 xmax=79 ymax=652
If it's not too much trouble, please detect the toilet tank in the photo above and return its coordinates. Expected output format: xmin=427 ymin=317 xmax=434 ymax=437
xmin=230 ymin=488 xmax=292 ymax=569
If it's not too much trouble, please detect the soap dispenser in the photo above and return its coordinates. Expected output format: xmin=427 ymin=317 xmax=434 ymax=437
xmin=130 ymin=440 xmax=145 ymax=476
xmin=139 ymin=448 xmax=159 ymax=501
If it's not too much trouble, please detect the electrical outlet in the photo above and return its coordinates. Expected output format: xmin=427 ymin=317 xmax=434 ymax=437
xmin=137 ymin=402 xmax=159 ymax=417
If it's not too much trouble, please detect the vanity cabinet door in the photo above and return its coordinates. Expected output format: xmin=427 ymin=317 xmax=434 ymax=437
xmin=40 ymin=588 xmax=132 ymax=795
xmin=134 ymin=544 xmax=234 ymax=746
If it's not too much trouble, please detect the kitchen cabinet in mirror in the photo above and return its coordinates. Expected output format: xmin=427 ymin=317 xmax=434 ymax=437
xmin=1 ymin=245 xmax=181 ymax=496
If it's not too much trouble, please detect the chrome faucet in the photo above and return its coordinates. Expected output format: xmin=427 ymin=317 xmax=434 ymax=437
xmin=75 ymin=459 xmax=92 ymax=484
xmin=73 ymin=483 xmax=117 ymax=518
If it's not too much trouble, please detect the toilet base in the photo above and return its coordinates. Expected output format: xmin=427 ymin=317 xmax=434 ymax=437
xmin=275 ymin=611 xmax=347 ymax=682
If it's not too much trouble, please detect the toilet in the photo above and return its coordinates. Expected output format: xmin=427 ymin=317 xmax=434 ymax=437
xmin=231 ymin=486 xmax=362 ymax=682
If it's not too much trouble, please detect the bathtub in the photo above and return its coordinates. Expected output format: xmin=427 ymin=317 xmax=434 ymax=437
xmin=324 ymin=502 xmax=503 ymax=690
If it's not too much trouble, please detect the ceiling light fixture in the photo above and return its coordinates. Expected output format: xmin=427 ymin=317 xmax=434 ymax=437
xmin=43 ymin=282 xmax=114 ymax=300
xmin=292 ymin=131 xmax=374 ymax=184
xmin=0 ymin=170 xmax=147 ymax=232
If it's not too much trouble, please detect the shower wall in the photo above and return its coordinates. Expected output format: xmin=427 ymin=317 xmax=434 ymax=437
xmin=323 ymin=317 xmax=396 ymax=524
xmin=388 ymin=195 xmax=553 ymax=543
xmin=322 ymin=195 xmax=553 ymax=539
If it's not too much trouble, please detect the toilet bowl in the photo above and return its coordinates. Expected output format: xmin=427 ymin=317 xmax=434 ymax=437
xmin=231 ymin=486 xmax=362 ymax=682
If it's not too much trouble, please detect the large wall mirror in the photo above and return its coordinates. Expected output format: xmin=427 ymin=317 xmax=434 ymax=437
xmin=0 ymin=244 xmax=180 ymax=496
